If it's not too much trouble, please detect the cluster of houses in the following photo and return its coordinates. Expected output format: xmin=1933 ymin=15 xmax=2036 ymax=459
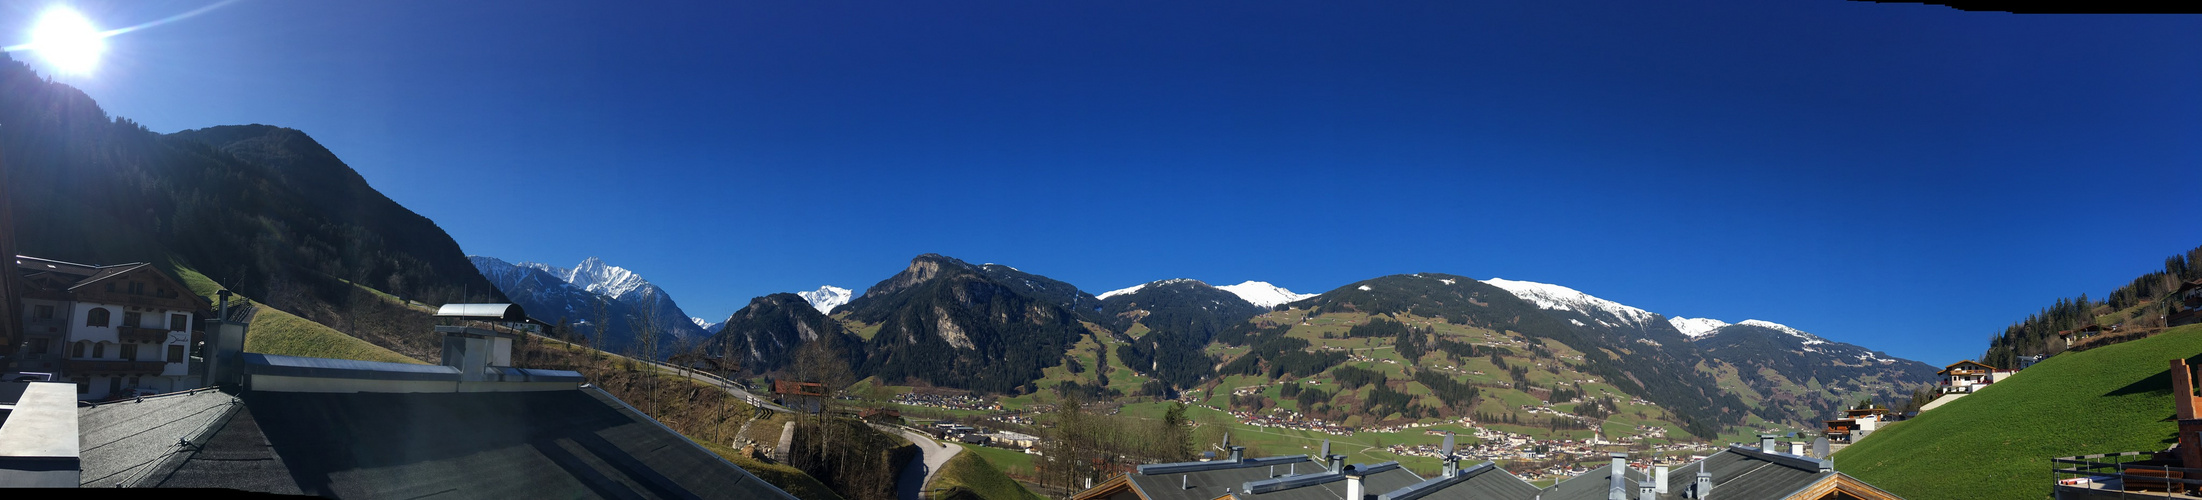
xmin=1072 ymin=434 xmax=1899 ymax=500
xmin=893 ymin=391 xmax=1001 ymax=411
xmin=1230 ymin=407 xmax=1357 ymax=436
xmin=924 ymin=421 xmax=1042 ymax=450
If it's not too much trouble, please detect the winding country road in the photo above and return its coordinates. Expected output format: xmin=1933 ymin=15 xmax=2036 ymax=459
xmin=881 ymin=425 xmax=963 ymax=500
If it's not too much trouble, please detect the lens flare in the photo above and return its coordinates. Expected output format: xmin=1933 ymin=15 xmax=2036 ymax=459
xmin=30 ymin=7 xmax=106 ymax=75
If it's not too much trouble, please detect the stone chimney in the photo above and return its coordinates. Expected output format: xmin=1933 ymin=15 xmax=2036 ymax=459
xmin=1609 ymin=453 xmax=1628 ymax=500
xmin=1345 ymin=466 xmax=1365 ymax=500
xmin=2175 ymin=359 xmax=2202 ymax=470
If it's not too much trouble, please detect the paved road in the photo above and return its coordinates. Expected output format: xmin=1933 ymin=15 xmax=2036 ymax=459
xmin=883 ymin=425 xmax=962 ymax=500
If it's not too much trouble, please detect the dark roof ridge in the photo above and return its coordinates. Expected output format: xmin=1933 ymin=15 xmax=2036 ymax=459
xmin=1374 ymin=461 xmax=1502 ymax=500
xmin=1726 ymin=445 xmax=1832 ymax=473
xmin=1137 ymin=454 xmax=1309 ymax=475
xmin=1242 ymin=470 xmax=1343 ymax=494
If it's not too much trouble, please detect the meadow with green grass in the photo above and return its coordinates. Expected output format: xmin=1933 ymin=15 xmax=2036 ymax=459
xmin=1835 ymin=324 xmax=2202 ymax=500
xmin=933 ymin=449 xmax=1044 ymax=500
xmin=243 ymin=304 xmax=427 ymax=365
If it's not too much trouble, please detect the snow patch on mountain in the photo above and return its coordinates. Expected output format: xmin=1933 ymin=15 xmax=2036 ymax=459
xmin=1097 ymin=283 xmax=1147 ymax=300
xmin=691 ymin=317 xmax=727 ymax=334
xmin=1667 ymin=317 xmax=1731 ymax=338
xmin=1481 ymin=278 xmax=1662 ymax=329
xmin=1215 ymin=281 xmax=1317 ymax=308
xmin=796 ymin=286 xmax=854 ymax=314
xmin=1739 ymin=319 xmax=1826 ymax=345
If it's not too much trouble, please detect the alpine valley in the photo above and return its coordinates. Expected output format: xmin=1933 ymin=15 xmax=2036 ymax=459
xmin=681 ymin=254 xmax=1936 ymax=440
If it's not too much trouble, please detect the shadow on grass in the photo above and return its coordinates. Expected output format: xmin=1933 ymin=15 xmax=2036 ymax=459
xmin=2103 ymin=353 xmax=2202 ymax=397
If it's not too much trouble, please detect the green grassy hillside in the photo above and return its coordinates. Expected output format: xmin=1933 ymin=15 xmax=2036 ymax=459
xmin=693 ymin=438 xmax=847 ymax=500
xmin=1835 ymin=324 xmax=2202 ymax=500
xmin=244 ymin=304 xmax=428 ymax=365
xmin=932 ymin=450 xmax=1043 ymax=500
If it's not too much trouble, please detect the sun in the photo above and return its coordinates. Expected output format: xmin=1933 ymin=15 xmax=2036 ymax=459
xmin=29 ymin=6 xmax=105 ymax=75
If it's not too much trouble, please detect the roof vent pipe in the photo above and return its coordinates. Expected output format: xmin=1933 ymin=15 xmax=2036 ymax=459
xmin=1758 ymin=434 xmax=1777 ymax=451
xmin=1183 ymin=475 xmax=1190 ymax=490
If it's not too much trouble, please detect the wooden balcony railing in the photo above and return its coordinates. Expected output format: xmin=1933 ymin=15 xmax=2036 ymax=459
xmin=118 ymin=326 xmax=172 ymax=343
xmin=64 ymin=360 xmax=170 ymax=374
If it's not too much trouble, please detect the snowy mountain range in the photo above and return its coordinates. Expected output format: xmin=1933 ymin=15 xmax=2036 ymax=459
xmin=796 ymin=286 xmax=854 ymax=314
xmin=1480 ymin=277 xmax=1901 ymax=365
xmin=691 ymin=317 xmax=727 ymax=334
xmin=470 ymin=256 xmax=707 ymax=356
xmin=1102 ymin=279 xmax=1315 ymax=308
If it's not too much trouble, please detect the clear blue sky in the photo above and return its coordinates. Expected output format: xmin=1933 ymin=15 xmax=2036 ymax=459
xmin=13 ymin=0 xmax=2199 ymax=365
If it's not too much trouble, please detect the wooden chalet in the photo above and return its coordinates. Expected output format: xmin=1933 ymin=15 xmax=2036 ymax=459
xmin=1938 ymin=360 xmax=2002 ymax=394
xmin=2170 ymin=279 xmax=2202 ymax=328
xmin=11 ymin=256 xmax=211 ymax=400
xmin=773 ymin=380 xmax=829 ymax=414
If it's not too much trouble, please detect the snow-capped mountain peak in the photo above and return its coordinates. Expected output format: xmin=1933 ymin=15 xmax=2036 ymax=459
xmin=1216 ymin=281 xmax=1317 ymax=308
xmin=797 ymin=286 xmax=854 ymax=314
xmin=521 ymin=257 xmax=652 ymax=300
xmin=1481 ymin=278 xmax=1661 ymax=329
xmin=1667 ymin=317 xmax=1731 ymax=338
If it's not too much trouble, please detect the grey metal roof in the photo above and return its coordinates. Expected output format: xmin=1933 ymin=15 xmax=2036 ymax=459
xmin=1376 ymin=461 xmax=1542 ymax=500
xmin=242 ymin=352 xmax=462 ymax=381
xmin=134 ymin=387 xmax=796 ymax=499
xmin=1543 ymin=463 xmax=1649 ymax=500
xmin=1231 ymin=462 xmax=1424 ymax=500
xmin=1129 ymin=455 xmax=1318 ymax=500
xmin=1672 ymin=447 xmax=1832 ymax=500
xmin=487 ymin=366 xmax=588 ymax=383
xmin=1542 ymin=446 xmax=1843 ymax=500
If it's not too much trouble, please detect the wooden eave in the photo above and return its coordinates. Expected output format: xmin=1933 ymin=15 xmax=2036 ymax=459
xmin=1938 ymin=360 xmax=1997 ymax=374
xmin=63 ymin=265 xmax=211 ymax=312
xmin=1783 ymin=473 xmax=1905 ymax=500
xmin=1070 ymin=472 xmax=1137 ymax=500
